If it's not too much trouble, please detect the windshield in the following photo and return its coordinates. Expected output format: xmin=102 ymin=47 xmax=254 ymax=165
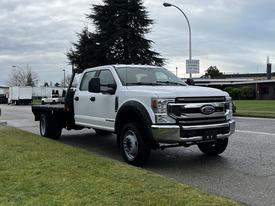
xmin=115 ymin=67 xmax=186 ymax=86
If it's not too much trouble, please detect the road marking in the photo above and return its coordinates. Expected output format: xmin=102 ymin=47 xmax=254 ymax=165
xmin=236 ymin=130 xmax=275 ymax=136
xmin=234 ymin=116 xmax=275 ymax=121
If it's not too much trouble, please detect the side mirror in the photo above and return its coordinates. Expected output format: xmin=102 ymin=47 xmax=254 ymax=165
xmin=89 ymin=78 xmax=100 ymax=93
xmin=186 ymin=78 xmax=195 ymax=86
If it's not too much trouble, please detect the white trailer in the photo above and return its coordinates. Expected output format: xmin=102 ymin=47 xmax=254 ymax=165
xmin=32 ymin=87 xmax=66 ymax=98
xmin=9 ymin=86 xmax=32 ymax=105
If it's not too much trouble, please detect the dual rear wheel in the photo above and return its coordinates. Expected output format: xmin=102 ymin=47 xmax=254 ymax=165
xmin=40 ymin=114 xmax=62 ymax=140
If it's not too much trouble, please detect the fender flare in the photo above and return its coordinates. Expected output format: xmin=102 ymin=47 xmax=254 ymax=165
xmin=115 ymin=101 xmax=153 ymax=135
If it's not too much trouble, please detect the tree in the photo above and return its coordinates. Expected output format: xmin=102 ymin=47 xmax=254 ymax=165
xmin=67 ymin=0 xmax=164 ymax=70
xmin=8 ymin=68 xmax=38 ymax=86
xmin=203 ymin=66 xmax=223 ymax=79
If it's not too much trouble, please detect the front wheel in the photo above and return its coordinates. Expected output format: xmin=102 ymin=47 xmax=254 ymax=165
xmin=40 ymin=114 xmax=62 ymax=140
xmin=198 ymin=138 xmax=229 ymax=155
xmin=119 ymin=123 xmax=151 ymax=166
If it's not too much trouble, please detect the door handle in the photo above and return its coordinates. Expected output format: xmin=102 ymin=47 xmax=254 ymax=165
xmin=90 ymin=97 xmax=96 ymax=102
xmin=74 ymin=97 xmax=79 ymax=101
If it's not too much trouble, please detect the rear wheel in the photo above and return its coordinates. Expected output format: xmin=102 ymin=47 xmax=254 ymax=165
xmin=198 ymin=138 xmax=228 ymax=155
xmin=119 ymin=122 xmax=151 ymax=166
xmin=40 ymin=114 xmax=62 ymax=140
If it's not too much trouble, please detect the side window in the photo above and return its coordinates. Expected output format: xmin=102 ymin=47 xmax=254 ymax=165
xmin=98 ymin=70 xmax=115 ymax=85
xmin=80 ymin=71 xmax=97 ymax=91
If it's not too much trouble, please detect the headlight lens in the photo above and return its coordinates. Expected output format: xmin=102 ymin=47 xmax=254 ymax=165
xmin=225 ymin=96 xmax=233 ymax=120
xmin=151 ymin=99 xmax=176 ymax=124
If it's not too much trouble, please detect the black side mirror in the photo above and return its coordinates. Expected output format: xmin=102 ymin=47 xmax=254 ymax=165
xmin=89 ymin=78 xmax=101 ymax=93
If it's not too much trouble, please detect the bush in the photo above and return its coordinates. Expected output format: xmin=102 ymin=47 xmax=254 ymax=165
xmin=224 ymin=87 xmax=255 ymax=100
xmin=240 ymin=87 xmax=256 ymax=100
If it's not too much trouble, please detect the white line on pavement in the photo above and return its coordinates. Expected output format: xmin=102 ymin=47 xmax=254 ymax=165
xmin=234 ymin=116 xmax=275 ymax=121
xmin=236 ymin=130 xmax=275 ymax=136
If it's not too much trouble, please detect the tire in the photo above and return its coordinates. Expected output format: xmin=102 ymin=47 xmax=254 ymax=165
xmin=40 ymin=114 xmax=62 ymax=140
xmin=198 ymin=138 xmax=229 ymax=156
xmin=119 ymin=122 xmax=151 ymax=166
xmin=94 ymin=129 xmax=112 ymax=135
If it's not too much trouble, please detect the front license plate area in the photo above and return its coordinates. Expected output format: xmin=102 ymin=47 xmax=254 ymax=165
xmin=202 ymin=131 xmax=217 ymax=141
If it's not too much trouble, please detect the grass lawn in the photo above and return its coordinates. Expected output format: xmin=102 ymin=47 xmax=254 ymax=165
xmin=0 ymin=127 xmax=241 ymax=206
xmin=235 ymin=100 xmax=275 ymax=118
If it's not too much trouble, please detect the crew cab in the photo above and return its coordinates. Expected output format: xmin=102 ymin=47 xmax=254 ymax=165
xmin=32 ymin=65 xmax=235 ymax=166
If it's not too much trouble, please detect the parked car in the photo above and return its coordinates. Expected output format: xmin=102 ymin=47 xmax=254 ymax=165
xmin=41 ymin=96 xmax=64 ymax=105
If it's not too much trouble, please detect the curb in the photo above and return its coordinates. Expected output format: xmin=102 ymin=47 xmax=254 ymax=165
xmin=0 ymin=121 xmax=7 ymax=126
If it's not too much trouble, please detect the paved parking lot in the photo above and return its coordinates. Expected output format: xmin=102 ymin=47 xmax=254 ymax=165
xmin=1 ymin=104 xmax=274 ymax=206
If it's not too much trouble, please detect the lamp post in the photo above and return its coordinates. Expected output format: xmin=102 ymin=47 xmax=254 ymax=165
xmin=62 ymin=69 xmax=66 ymax=88
xmin=163 ymin=2 xmax=193 ymax=78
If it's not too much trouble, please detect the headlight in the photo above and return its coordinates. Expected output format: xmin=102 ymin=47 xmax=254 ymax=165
xmin=225 ymin=96 xmax=233 ymax=120
xmin=151 ymin=98 xmax=176 ymax=124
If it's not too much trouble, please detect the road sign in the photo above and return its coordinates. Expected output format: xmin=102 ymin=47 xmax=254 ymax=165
xmin=186 ymin=60 xmax=200 ymax=74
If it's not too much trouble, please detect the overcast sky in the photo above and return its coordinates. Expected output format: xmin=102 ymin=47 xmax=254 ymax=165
xmin=1 ymin=0 xmax=275 ymax=85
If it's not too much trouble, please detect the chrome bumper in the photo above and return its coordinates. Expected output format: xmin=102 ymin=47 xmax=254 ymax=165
xmin=151 ymin=120 xmax=236 ymax=144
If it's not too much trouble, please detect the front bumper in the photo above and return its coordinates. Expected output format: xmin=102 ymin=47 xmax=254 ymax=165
xmin=151 ymin=120 xmax=236 ymax=144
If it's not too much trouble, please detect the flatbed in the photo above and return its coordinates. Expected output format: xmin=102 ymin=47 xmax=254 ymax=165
xmin=32 ymin=89 xmax=77 ymax=131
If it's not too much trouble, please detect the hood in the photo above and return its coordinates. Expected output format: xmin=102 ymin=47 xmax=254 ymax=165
xmin=126 ymin=86 xmax=228 ymax=98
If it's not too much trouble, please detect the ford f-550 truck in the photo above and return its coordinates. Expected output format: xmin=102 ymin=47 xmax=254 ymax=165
xmin=32 ymin=65 xmax=235 ymax=166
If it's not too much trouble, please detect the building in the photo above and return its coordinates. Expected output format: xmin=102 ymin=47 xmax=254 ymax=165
xmin=190 ymin=78 xmax=275 ymax=100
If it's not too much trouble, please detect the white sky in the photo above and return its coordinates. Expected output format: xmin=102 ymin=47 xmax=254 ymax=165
xmin=1 ymin=0 xmax=275 ymax=85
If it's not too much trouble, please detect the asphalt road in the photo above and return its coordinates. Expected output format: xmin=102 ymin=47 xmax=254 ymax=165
xmin=1 ymin=104 xmax=274 ymax=206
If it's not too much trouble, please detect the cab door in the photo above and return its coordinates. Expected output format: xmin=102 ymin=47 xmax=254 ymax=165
xmin=89 ymin=69 xmax=117 ymax=131
xmin=74 ymin=70 xmax=97 ymax=126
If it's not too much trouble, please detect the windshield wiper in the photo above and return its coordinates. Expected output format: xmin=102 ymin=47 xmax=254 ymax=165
xmin=126 ymin=82 xmax=160 ymax=86
xmin=156 ymin=81 xmax=186 ymax=86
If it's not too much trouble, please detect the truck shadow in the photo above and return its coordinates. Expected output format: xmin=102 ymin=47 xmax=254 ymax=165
xmin=59 ymin=131 xmax=229 ymax=172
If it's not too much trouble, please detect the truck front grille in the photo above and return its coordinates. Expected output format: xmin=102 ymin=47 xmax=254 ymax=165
xmin=168 ymin=97 xmax=228 ymax=126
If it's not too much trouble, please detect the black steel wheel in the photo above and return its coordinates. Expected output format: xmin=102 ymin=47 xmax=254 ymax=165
xmin=40 ymin=114 xmax=62 ymax=140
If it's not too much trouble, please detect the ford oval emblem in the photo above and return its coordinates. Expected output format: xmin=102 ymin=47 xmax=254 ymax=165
xmin=201 ymin=105 xmax=215 ymax=115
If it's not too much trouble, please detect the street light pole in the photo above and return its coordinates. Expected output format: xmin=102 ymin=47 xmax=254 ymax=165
xmin=62 ymin=69 xmax=66 ymax=88
xmin=163 ymin=2 xmax=193 ymax=78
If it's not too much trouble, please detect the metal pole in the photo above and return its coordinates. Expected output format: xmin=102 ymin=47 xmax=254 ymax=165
xmin=163 ymin=3 xmax=193 ymax=78
xmin=172 ymin=5 xmax=192 ymax=78
xmin=63 ymin=69 xmax=66 ymax=88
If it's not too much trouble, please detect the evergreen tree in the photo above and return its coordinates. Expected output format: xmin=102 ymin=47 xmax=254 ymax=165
xmin=67 ymin=0 xmax=164 ymax=70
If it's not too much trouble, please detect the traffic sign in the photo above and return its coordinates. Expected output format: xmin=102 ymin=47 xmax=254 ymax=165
xmin=186 ymin=60 xmax=200 ymax=74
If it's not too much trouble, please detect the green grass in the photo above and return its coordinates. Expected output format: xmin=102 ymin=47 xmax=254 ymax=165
xmin=31 ymin=99 xmax=42 ymax=105
xmin=0 ymin=127 xmax=241 ymax=206
xmin=235 ymin=100 xmax=275 ymax=118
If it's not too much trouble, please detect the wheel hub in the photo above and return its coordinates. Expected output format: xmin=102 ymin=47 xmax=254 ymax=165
xmin=123 ymin=130 xmax=138 ymax=161
xmin=40 ymin=118 xmax=46 ymax=136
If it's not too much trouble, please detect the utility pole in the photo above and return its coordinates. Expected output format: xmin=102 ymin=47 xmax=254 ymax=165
xmin=62 ymin=69 xmax=66 ymax=88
